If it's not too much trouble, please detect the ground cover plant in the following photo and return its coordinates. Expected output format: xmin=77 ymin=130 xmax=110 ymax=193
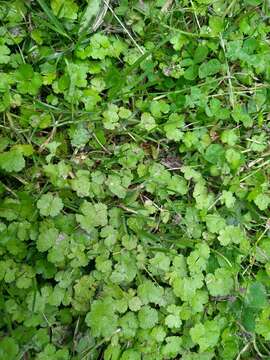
xmin=0 ymin=0 xmax=270 ymax=359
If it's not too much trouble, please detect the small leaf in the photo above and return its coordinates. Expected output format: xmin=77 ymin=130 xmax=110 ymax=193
xmin=0 ymin=337 xmax=19 ymax=360
xmin=199 ymin=59 xmax=222 ymax=79
xmin=256 ymin=308 xmax=270 ymax=340
xmin=218 ymin=226 xmax=245 ymax=246
xmin=204 ymin=144 xmax=225 ymax=165
xmin=206 ymin=214 xmax=226 ymax=234
xmin=37 ymin=193 xmax=63 ymax=217
xmin=190 ymin=320 xmax=221 ymax=352
xmin=85 ymin=298 xmax=118 ymax=338
xmin=37 ymin=226 xmax=59 ymax=252
xmin=206 ymin=268 xmax=234 ymax=296
xmin=0 ymin=45 xmax=11 ymax=64
xmin=245 ymin=282 xmax=267 ymax=310
xmin=51 ymin=0 xmax=78 ymax=20
xmin=140 ymin=112 xmax=156 ymax=132
xmin=138 ymin=306 xmax=158 ymax=329
xmin=254 ymin=193 xmax=270 ymax=211
xmin=0 ymin=150 xmax=25 ymax=173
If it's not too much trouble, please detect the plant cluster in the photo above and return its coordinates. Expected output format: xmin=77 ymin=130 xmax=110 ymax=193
xmin=0 ymin=0 xmax=270 ymax=359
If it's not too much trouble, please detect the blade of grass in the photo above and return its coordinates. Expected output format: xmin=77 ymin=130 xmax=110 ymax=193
xmin=159 ymin=22 xmax=219 ymax=39
xmin=92 ymin=0 xmax=110 ymax=31
xmin=36 ymin=0 xmax=72 ymax=40
xmin=220 ymin=34 xmax=235 ymax=108
xmin=103 ymin=0 xmax=144 ymax=54
xmin=37 ymin=17 xmax=71 ymax=42
xmin=79 ymin=0 xmax=102 ymax=34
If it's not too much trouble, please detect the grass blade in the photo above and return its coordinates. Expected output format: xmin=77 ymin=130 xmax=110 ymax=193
xmin=79 ymin=0 xmax=102 ymax=34
xmin=36 ymin=0 xmax=72 ymax=40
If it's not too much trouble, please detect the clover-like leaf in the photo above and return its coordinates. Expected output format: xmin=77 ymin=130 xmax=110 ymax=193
xmin=218 ymin=225 xmax=245 ymax=246
xmin=37 ymin=193 xmax=63 ymax=217
xmin=85 ymin=298 xmax=118 ymax=338
xmin=14 ymin=64 xmax=42 ymax=95
xmin=140 ymin=112 xmax=156 ymax=132
xmin=199 ymin=59 xmax=222 ymax=79
xmin=0 ymin=150 xmax=25 ymax=172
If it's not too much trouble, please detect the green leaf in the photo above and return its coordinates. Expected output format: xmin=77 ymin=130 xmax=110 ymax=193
xmin=15 ymin=64 xmax=42 ymax=95
xmin=103 ymin=104 xmax=119 ymax=130
xmin=164 ymin=113 xmax=184 ymax=141
xmin=36 ymin=344 xmax=69 ymax=360
xmin=129 ymin=296 xmax=142 ymax=311
xmin=193 ymin=181 xmax=215 ymax=210
xmin=45 ymin=141 xmax=61 ymax=162
xmin=151 ymin=326 xmax=167 ymax=343
xmin=194 ymin=45 xmax=209 ymax=63
xmin=209 ymin=16 xmax=224 ymax=35
xmin=71 ymin=170 xmax=91 ymax=197
xmin=241 ymin=306 xmax=258 ymax=333
xmin=218 ymin=225 xmax=245 ymax=246
xmin=138 ymin=306 xmax=159 ymax=329
xmin=140 ymin=112 xmax=156 ymax=132
xmin=165 ymin=314 xmax=182 ymax=328
xmin=220 ymin=190 xmax=236 ymax=209
xmin=162 ymin=336 xmax=182 ymax=358
xmin=173 ymin=274 xmax=204 ymax=301
xmin=199 ymin=59 xmax=222 ymax=79
xmin=86 ymin=298 xmax=118 ymax=337
xmin=81 ymin=88 xmax=101 ymax=111
xmin=165 ymin=305 xmax=182 ymax=329
xmin=0 ymin=45 xmax=11 ymax=64
xmin=37 ymin=193 xmax=63 ymax=217
xmin=256 ymin=308 xmax=270 ymax=340
xmin=170 ymin=33 xmax=187 ymax=51
xmin=245 ymin=281 xmax=267 ymax=309
xmin=150 ymin=100 xmax=170 ymax=118
xmin=12 ymin=144 xmax=34 ymax=156
xmin=110 ymin=253 xmax=137 ymax=284
xmin=119 ymin=312 xmax=138 ymax=339
xmin=104 ymin=345 xmax=121 ymax=360
xmin=206 ymin=98 xmax=229 ymax=119
xmin=244 ymin=0 xmax=262 ymax=5
xmin=0 ymin=337 xmax=19 ymax=360
xmin=69 ymin=125 xmax=90 ymax=148
xmin=37 ymin=226 xmax=59 ymax=252
xmin=0 ymin=150 xmax=25 ymax=172
xmin=76 ymin=201 xmax=107 ymax=232
xmin=232 ymin=104 xmax=253 ymax=128
xmin=221 ymin=129 xmax=239 ymax=146
xmin=187 ymin=243 xmax=210 ymax=274
xmin=106 ymin=175 xmax=127 ymax=199
xmin=51 ymin=0 xmax=78 ymax=20
xmin=204 ymin=144 xmax=225 ymax=165
xmin=184 ymin=64 xmax=198 ymax=80
xmin=254 ymin=193 xmax=270 ymax=211
xmin=190 ymin=320 xmax=221 ymax=352
xmin=206 ymin=268 xmax=234 ymax=296
xmin=120 ymin=349 xmax=141 ymax=360
xmin=225 ymin=149 xmax=242 ymax=169
xmin=249 ymin=133 xmax=268 ymax=153
xmin=205 ymin=214 xmax=226 ymax=234
xmin=137 ymin=280 xmax=165 ymax=306
xmin=149 ymin=252 xmax=171 ymax=273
